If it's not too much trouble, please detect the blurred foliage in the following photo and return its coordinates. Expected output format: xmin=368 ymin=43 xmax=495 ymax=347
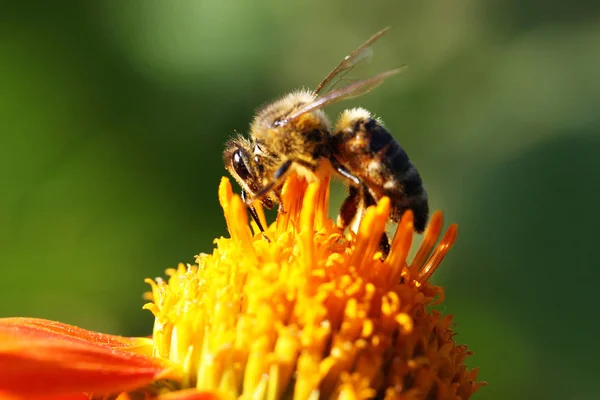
xmin=1 ymin=1 xmax=599 ymax=399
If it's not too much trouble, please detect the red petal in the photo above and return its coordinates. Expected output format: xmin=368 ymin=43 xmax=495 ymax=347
xmin=0 ymin=318 xmax=153 ymax=354
xmin=0 ymin=394 xmax=91 ymax=400
xmin=158 ymin=389 xmax=222 ymax=400
xmin=0 ymin=318 xmax=168 ymax=398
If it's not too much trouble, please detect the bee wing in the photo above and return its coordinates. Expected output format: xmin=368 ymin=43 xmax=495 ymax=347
xmin=285 ymin=68 xmax=405 ymax=123
xmin=313 ymin=27 xmax=390 ymax=96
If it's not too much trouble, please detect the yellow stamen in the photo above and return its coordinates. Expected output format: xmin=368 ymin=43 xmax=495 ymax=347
xmin=142 ymin=174 xmax=484 ymax=399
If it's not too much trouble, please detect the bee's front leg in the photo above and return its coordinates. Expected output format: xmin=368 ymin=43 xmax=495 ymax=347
xmin=241 ymin=189 xmax=271 ymax=243
xmin=249 ymin=159 xmax=293 ymax=204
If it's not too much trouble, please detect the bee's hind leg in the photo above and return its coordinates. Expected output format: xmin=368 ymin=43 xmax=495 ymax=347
xmin=330 ymin=157 xmax=361 ymax=186
xmin=337 ymin=182 xmax=391 ymax=260
xmin=378 ymin=231 xmax=391 ymax=259
xmin=359 ymin=186 xmax=390 ymax=259
xmin=330 ymin=158 xmax=391 ymax=259
xmin=337 ymin=185 xmax=360 ymax=229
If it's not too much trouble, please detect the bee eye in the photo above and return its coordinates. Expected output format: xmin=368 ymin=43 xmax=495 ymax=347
xmin=232 ymin=149 xmax=251 ymax=180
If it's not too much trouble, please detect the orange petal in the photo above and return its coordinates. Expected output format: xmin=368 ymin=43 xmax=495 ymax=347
xmin=0 ymin=318 xmax=167 ymax=398
xmin=0 ymin=393 xmax=91 ymax=400
xmin=158 ymin=389 xmax=223 ymax=400
xmin=0 ymin=318 xmax=154 ymax=353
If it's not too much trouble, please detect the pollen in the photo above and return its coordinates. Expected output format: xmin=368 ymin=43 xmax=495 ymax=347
xmin=143 ymin=174 xmax=484 ymax=400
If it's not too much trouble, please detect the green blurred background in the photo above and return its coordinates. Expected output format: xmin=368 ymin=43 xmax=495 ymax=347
xmin=2 ymin=1 xmax=599 ymax=399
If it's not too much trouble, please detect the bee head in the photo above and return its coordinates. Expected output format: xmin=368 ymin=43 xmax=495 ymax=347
xmin=223 ymin=137 xmax=260 ymax=193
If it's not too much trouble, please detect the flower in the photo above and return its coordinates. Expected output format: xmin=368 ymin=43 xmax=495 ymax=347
xmin=0 ymin=174 xmax=484 ymax=399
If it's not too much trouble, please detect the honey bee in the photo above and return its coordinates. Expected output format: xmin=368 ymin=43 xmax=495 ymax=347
xmin=223 ymin=28 xmax=428 ymax=253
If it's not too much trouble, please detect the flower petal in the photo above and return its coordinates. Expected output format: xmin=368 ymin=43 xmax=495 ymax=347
xmin=0 ymin=393 xmax=91 ymax=400
xmin=0 ymin=318 xmax=168 ymax=398
xmin=0 ymin=318 xmax=153 ymax=354
xmin=157 ymin=389 xmax=223 ymax=400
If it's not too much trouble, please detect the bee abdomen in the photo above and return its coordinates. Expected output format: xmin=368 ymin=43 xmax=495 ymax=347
xmin=389 ymin=172 xmax=428 ymax=231
xmin=379 ymin=136 xmax=429 ymax=232
xmin=333 ymin=109 xmax=429 ymax=232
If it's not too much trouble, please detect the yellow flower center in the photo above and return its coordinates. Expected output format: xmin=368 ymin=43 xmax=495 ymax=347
xmin=143 ymin=174 xmax=482 ymax=399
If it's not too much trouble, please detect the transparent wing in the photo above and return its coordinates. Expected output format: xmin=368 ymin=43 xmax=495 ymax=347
xmin=285 ymin=68 xmax=405 ymax=124
xmin=313 ymin=27 xmax=390 ymax=97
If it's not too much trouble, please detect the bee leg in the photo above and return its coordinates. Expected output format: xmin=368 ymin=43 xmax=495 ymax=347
xmin=331 ymin=157 xmax=391 ymax=259
xmin=250 ymin=159 xmax=293 ymax=204
xmin=378 ymin=231 xmax=391 ymax=259
xmin=241 ymin=188 xmax=271 ymax=243
xmin=337 ymin=185 xmax=360 ymax=229
xmin=330 ymin=157 xmax=361 ymax=186
xmin=359 ymin=184 xmax=390 ymax=259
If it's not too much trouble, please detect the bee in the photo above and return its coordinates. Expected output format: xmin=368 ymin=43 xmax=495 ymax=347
xmin=223 ymin=28 xmax=428 ymax=254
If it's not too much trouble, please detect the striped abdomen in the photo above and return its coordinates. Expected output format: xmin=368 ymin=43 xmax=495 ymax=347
xmin=331 ymin=108 xmax=429 ymax=232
